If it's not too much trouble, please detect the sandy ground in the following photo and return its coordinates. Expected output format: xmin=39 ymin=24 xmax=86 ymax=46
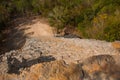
xmin=18 ymin=18 xmax=54 ymax=38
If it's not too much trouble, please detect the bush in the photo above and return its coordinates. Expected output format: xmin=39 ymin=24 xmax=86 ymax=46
xmin=78 ymin=9 xmax=120 ymax=41
xmin=76 ymin=0 xmax=120 ymax=41
xmin=104 ymin=22 xmax=120 ymax=42
xmin=49 ymin=0 xmax=82 ymax=31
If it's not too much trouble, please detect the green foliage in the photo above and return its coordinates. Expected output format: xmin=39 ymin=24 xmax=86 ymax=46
xmin=49 ymin=6 xmax=68 ymax=29
xmin=76 ymin=0 xmax=120 ymax=41
xmin=0 ymin=0 xmax=120 ymax=41
xmin=14 ymin=0 xmax=31 ymax=13
xmin=104 ymin=22 xmax=120 ymax=42
xmin=103 ymin=11 xmax=120 ymax=41
xmin=49 ymin=0 xmax=82 ymax=30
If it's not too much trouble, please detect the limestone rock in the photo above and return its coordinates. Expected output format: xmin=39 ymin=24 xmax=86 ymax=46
xmin=0 ymin=37 xmax=120 ymax=80
xmin=0 ymin=55 xmax=120 ymax=80
xmin=112 ymin=41 xmax=120 ymax=51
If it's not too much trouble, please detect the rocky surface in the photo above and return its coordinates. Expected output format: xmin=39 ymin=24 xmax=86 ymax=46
xmin=0 ymin=37 xmax=120 ymax=80
xmin=0 ymin=55 xmax=120 ymax=80
xmin=36 ymin=37 xmax=120 ymax=63
xmin=1 ymin=18 xmax=120 ymax=80
xmin=0 ymin=37 xmax=120 ymax=75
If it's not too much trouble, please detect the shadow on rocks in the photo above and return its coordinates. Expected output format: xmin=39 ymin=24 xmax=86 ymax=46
xmin=7 ymin=55 xmax=56 ymax=74
xmin=0 ymin=16 xmax=38 ymax=55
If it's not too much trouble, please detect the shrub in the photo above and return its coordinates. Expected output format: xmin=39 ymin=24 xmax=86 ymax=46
xmin=104 ymin=22 xmax=120 ymax=42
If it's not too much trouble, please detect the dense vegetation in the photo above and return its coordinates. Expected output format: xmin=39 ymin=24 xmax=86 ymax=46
xmin=0 ymin=0 xmax=120 ymax=41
